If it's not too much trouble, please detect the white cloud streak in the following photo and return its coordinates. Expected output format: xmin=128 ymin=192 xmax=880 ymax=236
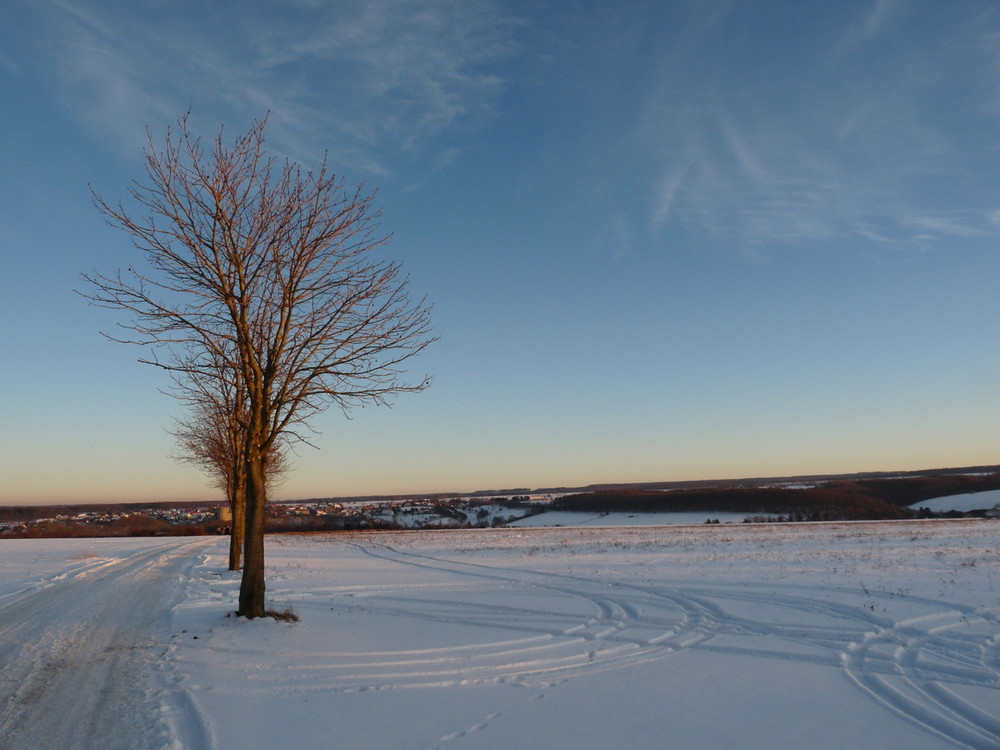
xmin=33 ymin=0 xmax=518 ymax=173
xmin=646 ymin=97 xmax=995 ymax=249
xmin=635 ymin=2 xmax=1000 ymax=251
xmin=842 ymin=0 xmax=910 ymax=46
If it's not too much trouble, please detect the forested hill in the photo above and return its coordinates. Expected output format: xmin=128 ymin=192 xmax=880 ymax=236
xmin=551 ymin=472 xmax=1000 ymax=521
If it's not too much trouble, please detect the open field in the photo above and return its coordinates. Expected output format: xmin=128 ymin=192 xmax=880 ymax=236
xmin=1 ymin=519 xmax=998 ymax=749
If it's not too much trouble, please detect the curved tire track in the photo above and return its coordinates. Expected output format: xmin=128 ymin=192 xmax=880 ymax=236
xmin=843 ymin=611 xmax=1000 ymax=750
xmin=352 ymin=542 xmax=1000 ymax=749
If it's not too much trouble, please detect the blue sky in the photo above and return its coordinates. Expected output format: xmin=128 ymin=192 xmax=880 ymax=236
xmin=3 ymin=0 xmax=1000 ymax=505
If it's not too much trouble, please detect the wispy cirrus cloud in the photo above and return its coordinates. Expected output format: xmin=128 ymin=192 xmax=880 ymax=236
xmin=841 ymin=0 xmax=910 ymax=46
xmin=36 ymin=0 xmax=190 ymax=153
xmin=645 ymin=97 xmax=996 ymax=250
xmin=630 ymin=2 xmax=1000 ymax=252
xmin=643 ymin=96 xmax=865 ymax=245
xmin=32 ymin=0 xmax=518 ymax=173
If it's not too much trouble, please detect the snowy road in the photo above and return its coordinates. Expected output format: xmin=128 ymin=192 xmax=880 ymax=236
xmin=0 ymin=538 xmax=214 ymax=750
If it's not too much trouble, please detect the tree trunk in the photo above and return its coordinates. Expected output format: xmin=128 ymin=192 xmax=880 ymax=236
xmin=237 ymin=456 xmax=267 ymax=618
xmin=228 ymin=478 xmax=245 ymax=571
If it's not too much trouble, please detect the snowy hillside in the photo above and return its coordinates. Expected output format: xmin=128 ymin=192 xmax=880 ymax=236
xmin=909 ymin=488 xmax=1000 ymax=514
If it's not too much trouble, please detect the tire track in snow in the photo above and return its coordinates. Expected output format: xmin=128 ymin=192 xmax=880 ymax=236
xmin=356 ymin=542 xmax=1000 ymax=749
xmin=197 ymin=540 xmax=715 ymax=696
xmin=843 ymin=611 xmax=1000 ymax=750
xmin=180 ymin=537 xmax=999 ymax=749
xmin=0 ymin=538 xmax=215 ymax=750
xmin=348 ymin=542 xmax=713 ymax=682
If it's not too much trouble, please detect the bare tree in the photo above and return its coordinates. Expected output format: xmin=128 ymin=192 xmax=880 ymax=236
xmin=171 ymin=374 xmax=290 ymax=571
xmin=169 ymin=348 xmax=251 ymax=571
xmin=83 ymin=114 xmax=434 ymax=617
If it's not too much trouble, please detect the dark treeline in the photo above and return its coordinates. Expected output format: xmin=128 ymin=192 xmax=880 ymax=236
xmin=10 ymin=518 xmax=222 ymax=539
xmin=534 ymin=464 xmax=1000 ymax=496
xmin=551 ymin=473 xmax=1000 ymax=521
xmin=847 ymin=473 xmax=1000 ymax=506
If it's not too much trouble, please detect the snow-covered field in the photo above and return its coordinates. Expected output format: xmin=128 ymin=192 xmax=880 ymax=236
xmin=510 ymin=510 xmax=771 ymax=527
xmin=1 ymin=520 xmax=998 ymax=749
xmin=909 ymin=488 xmax=1000 ymax=514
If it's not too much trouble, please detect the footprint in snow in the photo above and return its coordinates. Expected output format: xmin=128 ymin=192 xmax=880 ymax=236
xmin=438 ymin=713 xmax=501 ymax=742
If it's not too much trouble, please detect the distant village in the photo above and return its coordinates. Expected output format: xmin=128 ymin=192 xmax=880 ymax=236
xmin=0 ymin=495 xmax=549 ymax=538
xmin=6 ymin=468 xmax=1000 ymax=539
